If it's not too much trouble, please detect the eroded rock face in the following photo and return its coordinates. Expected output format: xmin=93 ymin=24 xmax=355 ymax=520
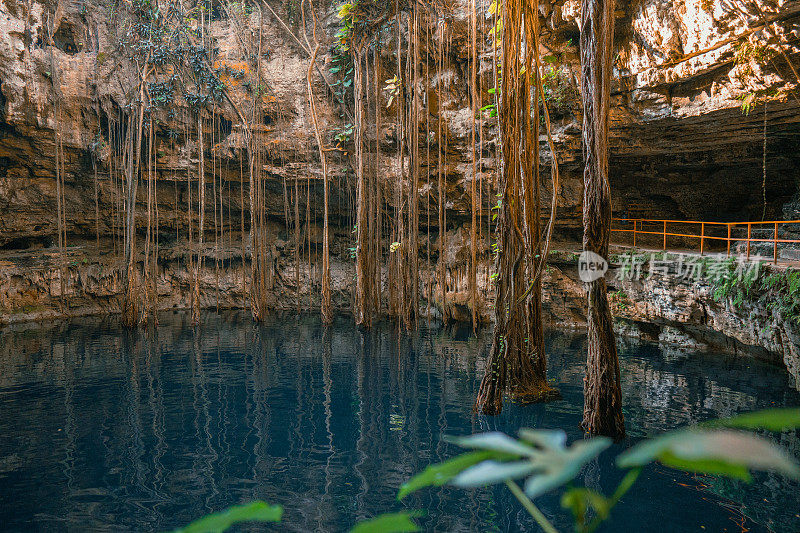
xmin=541 ymin=253 xmax=800 ymax=391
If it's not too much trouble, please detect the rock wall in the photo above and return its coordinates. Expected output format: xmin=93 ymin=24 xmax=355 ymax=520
xmin=542 ymin=251 xmax=800 ymax=390
xmin=2 ymin=0 xmax=798 ymax=245
xmin=4 ymin=241 xmax=798 ymax=391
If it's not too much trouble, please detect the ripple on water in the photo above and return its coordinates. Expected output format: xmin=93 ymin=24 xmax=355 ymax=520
xmin=0 ymin=311 xmax=798 ymax=532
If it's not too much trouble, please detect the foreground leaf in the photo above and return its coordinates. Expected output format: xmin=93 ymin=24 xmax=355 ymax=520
xmin=350 ymin=511 xmax=423 ymax=533
xmin=561 ymin=468 xmax=641 ymax=533
xmin=524 ymin=437 xmax=612 ymax=499
xmin=398 ymin=450 xmax=495 ymax=499
xmin=617 ymin=429 xmax=800 ymax=481
xmin=561 ymin=487 xmax=611 ymax=524
xmin=519 ymin=429 xmax=567 ymax=451
xmin=451 ymin=460 xmax=538 ymax=487
xmin=435 ymin=431 xmax=611 ymax=499
xmin=702 ymin=408 xmax=800 ymax=432
xmin=174 ymin=501 xmax=283 ymax=533
xmin=446 ymin=432 xmax=538 ymax=457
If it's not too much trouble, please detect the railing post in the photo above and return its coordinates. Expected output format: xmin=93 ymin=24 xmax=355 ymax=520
xmin=774 ymin=221 xmax=778 ymax=264
xmin=746 ymin=223 xmax=751 ymax=260
xmin=700 ymin=222 xmax=705 ymax=256
xmin=726 ymin=223 xmax=731 ymax=257
xmin=632 ymin=220 xmax=637 ymax=248
xmin=663 ymin=220 xmax=667 ymax=250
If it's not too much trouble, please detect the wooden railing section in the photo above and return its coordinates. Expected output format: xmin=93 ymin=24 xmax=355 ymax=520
xmin=610 ymin=218 xmax=800 ymax=264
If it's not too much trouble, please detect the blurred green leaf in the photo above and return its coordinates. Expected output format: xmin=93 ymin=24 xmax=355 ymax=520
xmin=446 ymin=432 xmax=537 ymax=457
xmin=658 ymin=453 xmax=752 ymax=481
xmin=617 ymin=429 xmax=800 ymax=480
xmin=524 ymin=437 xmax=612 ymax=498
xmin=561 ymin=487 xmax=610 ymax=523
xmin=433 ymin=431 xmax=611 ymax=499
xmin=702 ymin=408 xmax=800 ymax=432
xmin=173 ymin=501 xmax=283 ymax=533
xmin=519 ymin=429 xmax=567 ymax=450
xmin=452 ymin=460 xmax=537 ymax=487
xmin=397 ymin=450 xmax=495 ymax=500
xmin=350 ymin=511 xmax=423 ymax=533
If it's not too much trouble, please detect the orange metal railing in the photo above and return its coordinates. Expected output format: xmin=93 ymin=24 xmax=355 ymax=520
xmin=610 ymin=218 xmax=800 ymax=264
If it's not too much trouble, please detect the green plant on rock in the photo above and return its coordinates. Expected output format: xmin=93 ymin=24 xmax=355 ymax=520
xmin=334 ymin=122 xmax=355 ymax=145
xmin=541 ymin=63 xmax=578 ymax=113
xmin=383 ymin=75 xmax=400 ymax=108
xmin=609 ymin=289 xmax=630 ymax=311
xmin=734 ymin=41 xmax=771 ymax=79
xmin=328 ymin=1 xmax=358 ymax=105
xmin=712 ymin=261 xmax=800 ymax=325
xmin=762 ymin=269 xmax=800 ymax=324
xmin=732 ymin=40 xmax=776 ymax=115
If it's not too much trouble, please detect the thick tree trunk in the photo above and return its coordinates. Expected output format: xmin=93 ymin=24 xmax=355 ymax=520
xmin=474 ymin=0 xmax=558 ymax=415
xmin=580 ymin=0 xmax=625 ymax=439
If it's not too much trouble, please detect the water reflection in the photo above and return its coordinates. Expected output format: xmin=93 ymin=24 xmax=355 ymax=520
xmin=0 ymin=312 xmax=798 ymax=532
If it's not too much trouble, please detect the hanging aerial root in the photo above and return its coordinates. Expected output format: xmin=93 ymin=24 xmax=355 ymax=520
xmin=474 ymin=0 xmax=560 ymax=415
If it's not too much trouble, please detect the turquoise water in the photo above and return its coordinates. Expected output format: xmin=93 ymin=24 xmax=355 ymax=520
xmin=0 ymin=311 xmax=798 ymax=532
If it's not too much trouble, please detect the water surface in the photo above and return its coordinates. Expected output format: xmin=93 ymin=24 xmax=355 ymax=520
xmin=0 ymin=311 xmax=798 ymax=532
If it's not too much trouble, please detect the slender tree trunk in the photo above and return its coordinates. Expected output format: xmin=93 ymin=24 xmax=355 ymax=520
xmin=353 ymin=44 xmax=370 ymax=327
xmin=437 ymin=32 xmax=448 ymax=323
xmin=580 ymin=0 xmax=625 ymax=439
xmin=469 ymin=0 xmax=478 ymax=330
xmin=122 ymin=86 xmax=146 ymax=328
xmin=307 ymin=39 xmax=331 ymax=324
xmin=192 ymin=112 xmax=205 ymax=325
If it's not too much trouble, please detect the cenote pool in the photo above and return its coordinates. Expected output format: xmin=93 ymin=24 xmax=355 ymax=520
xmin=0 ymin=311 xmax=798 ymax=532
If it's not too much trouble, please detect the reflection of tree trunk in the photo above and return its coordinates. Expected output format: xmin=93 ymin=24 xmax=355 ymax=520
xmin=474 ymin=0 xmax=558 ymax=415
xmin=580 ymin=0 xmax=625 ymax=439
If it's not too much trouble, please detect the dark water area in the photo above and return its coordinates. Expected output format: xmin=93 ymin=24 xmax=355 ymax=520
xmin=0 ymin=311 xmax=798 ymax=532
